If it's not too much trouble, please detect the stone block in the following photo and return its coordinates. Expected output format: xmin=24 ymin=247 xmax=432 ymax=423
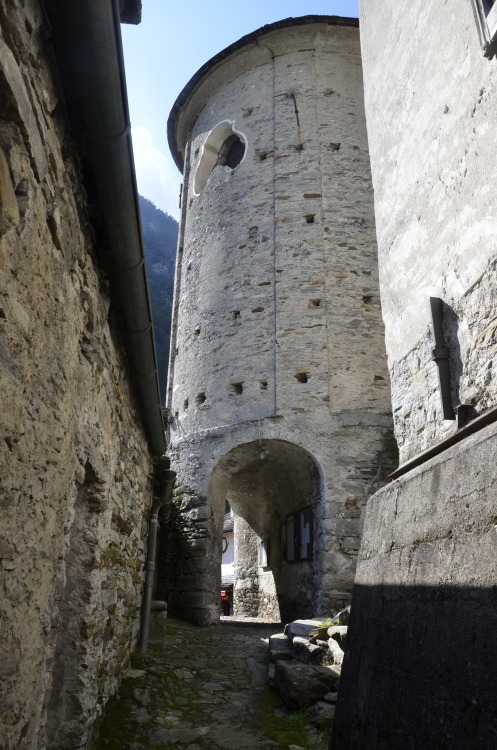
xmin=0 ymin=149 xmax=19 ymax=235
xmin=273 ymin=661 xmax=340 ymax=710
xmin=149 ymin=608 xmax=168 ymax=642
xmin=293 ymin=636 xmax=325 ymax=664
xmin=307 ymin=700 xmax=336 ymax=728
xmin=0 ymin=38 xmax=47 ymax=180
xmin=0 ymin=642 xmax=20 ymax=675
xmin=327 ymin=638 xmax=344 ymax=666
xmin=284 ymin=619 xmax=326 ymax=641
xmin=327 ymin=626 xmax=348 ymax=647
xmin=101 ymin=588 xmax=118 ymax=608
xmin=268 ymin=633 xmax=294 ymax=662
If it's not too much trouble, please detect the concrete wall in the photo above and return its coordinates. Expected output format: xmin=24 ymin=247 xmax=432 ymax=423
xmin=164 ymin=20 xmax=393 ymax=626
xmin=332 ymin=420 xmax=497 ymax=749
xmin=360 ymin=0 xmax=497 ymax=462
xmin=0 ymin=3 xmax=153 ymax=748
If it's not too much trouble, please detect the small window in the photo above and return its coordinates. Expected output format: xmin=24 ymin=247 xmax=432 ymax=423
xmin=473 ymin=0 xmax=497 ymax=57
xmin=285 ymin=506 xmax=313 ymax=562
xmin=194 ymin=121 xmax=247 ymax=193
xmin=259 ymin=539 xmax=271 ymax=568
xmin=219 ymin=134 xmax=245 ymax=169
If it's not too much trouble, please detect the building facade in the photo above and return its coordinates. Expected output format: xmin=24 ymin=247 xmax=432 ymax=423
xmin=332 ymin=2 xmax=497 ymax=747
xmin=0 ymin=1 xmax=166 ymax=748
xmin=164 ymin=17 xmax=393 ymax=626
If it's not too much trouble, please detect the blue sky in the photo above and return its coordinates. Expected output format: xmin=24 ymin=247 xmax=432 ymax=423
xmin=121 ymin=1 xmax=359 ymax=219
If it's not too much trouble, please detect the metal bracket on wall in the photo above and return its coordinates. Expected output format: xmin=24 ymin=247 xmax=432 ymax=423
xmin=430 ymin=297 xmax=455 ymax=420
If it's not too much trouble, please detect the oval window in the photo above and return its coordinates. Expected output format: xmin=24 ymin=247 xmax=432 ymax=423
xmin=194 ymin=121 xmax=246 ymax=194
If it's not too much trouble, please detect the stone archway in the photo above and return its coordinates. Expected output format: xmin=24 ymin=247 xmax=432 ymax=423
xmin=210 ymin=439 xmax=323 ymax=623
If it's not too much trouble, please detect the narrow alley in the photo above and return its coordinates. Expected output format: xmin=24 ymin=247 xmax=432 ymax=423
xmin=93 ymin=618 xmax=331 ymax=750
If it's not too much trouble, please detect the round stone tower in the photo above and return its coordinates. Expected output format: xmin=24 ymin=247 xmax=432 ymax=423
xmin=163 ymin=15 xmax=393 ymax=625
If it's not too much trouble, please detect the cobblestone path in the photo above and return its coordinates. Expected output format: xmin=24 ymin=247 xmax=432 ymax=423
xmin=93 ymin=618 xmax=330 ymax=750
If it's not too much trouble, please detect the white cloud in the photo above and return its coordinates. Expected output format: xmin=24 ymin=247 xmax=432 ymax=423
xmin=131 ymin=127 xmax=182 ymax=220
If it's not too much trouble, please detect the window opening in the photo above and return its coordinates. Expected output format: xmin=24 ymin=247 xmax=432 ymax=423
xmin=285 ymin=507 xmax=313 ymax=562
xmin=259 ymin=539 xmax=271 ymax=568
xmin=194 ymin=121 xmax=247 ymax=194
xmin=473 ymin=0 xmax=497 ymax=57
xmin=220 ymin=134 xmax=245 ymax=168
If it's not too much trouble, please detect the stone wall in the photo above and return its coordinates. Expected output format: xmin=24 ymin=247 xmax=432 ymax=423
xmin=233 ymin=516 xmax=260 ymax=617
xmin=330 ymin=4 xmax=497 ymax=747
xmin=0 ymin=2 xmax=153 ymax=748
xmin=164 ymin=19 xmax=393 ymax=626
xmin=359 ymin=0 xmax=497 ymax=462
xmin=332 ymin=421 xmax=497 ymax=749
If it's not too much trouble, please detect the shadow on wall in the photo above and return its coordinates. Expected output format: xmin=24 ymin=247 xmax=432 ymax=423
xmin=330 ymin=583 xmax=497 ymax=750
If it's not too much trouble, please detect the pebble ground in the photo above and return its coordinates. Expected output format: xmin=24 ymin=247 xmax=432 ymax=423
xmin=92 ymin=617 xmax=330 ymax=750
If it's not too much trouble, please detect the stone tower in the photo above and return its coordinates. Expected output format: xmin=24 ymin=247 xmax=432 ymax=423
xmin=164 ymin=16 xmax=392 ymax=625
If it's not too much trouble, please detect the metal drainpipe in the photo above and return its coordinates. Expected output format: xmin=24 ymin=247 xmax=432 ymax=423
xmin=139 ymin=466 xmax=176 ymax=651
xmin=44 ymin=0 xmax=166 ymax=456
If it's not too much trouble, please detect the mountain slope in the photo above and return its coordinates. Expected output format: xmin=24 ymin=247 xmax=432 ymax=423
xmin=139 ymin=195 xmax=178 ymax=403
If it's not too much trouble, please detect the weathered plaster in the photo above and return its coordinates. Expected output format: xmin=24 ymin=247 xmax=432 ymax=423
xmin=164 ymin=20 xmax=393 ymax=625
xmin=360 ymin=0 xmax=497 ymax=460
xmin=330 ymin=5 xmax=497 ymax=747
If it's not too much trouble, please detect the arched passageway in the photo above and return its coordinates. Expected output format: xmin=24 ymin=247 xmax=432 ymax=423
xmin=211 ymin=439 xmax=322 ymax=623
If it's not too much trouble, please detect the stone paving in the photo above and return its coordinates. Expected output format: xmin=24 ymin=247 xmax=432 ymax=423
xmin=93 ymin=617 xmax=330 ymax=750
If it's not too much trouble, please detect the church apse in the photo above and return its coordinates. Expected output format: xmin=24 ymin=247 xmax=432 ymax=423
xmin=163 ymin=16 xmax=393 ymax=626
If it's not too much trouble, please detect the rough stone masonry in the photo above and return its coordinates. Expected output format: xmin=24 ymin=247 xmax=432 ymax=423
xmin=0 ymin=2 xmax=156 ymax=748
xmin=163 ymin=17 xmax=394 ymax=626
